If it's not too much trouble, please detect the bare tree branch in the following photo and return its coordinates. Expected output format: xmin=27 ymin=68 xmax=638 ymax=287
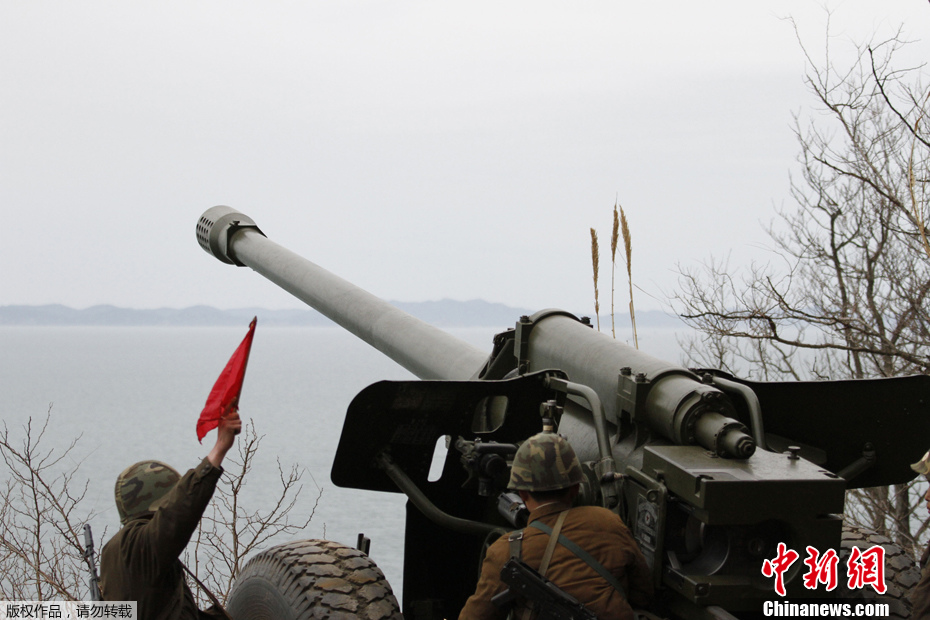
xmin=0 ymin=411 xmax=320 ymax=606
xmin=673 ymin=21 xmax=930 ymax=558
xmin=186 ymin=422 xmax=321 ymax=605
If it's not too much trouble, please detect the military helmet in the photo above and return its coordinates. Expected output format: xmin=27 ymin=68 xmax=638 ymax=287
xmin=508 ymin=432 xmax=584 ymax=492
xmin=115 ymin=460 xmax=180 ymax=524
xmin=912 ymin=450 xmax=930 ymax=476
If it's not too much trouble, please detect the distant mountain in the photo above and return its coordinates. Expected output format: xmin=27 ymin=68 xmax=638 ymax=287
xmin=0 ymin=302 xmax=526 ymax=327
xmin=0 ymin=303 xmax=684 ymax=328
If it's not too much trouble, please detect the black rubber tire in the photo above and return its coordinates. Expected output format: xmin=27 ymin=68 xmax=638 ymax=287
xmin=835 ymin=524 xmax=921 ymax=619
xmin=225 ymin=539 xmax=403 ymax=620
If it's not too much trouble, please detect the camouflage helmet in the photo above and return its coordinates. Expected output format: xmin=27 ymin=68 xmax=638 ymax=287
xmin=912 ymin=451 xmax=930 ymax=476
xmin=115 ymin=460 xmax=180 ymax=525
xmin=508 ymin=433 xmax=584 ymax=492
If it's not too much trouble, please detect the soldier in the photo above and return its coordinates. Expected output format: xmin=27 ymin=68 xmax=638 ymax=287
xmin=99 ymin=408 xmax=241 ymax=620
xmin=460 ymin=432 xmax=653 ymax=620
xmin=914 ymin=491 xmax=930 ymax=619
xmin=911 ymin=452 xmax=930 ymax=618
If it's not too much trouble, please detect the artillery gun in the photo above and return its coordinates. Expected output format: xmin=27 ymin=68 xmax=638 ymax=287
xmin=196 ymin=206 xmax=929 ymax=619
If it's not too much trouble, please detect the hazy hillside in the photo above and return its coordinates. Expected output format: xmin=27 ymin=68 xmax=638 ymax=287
xmin=0 ymin=302 xmax=684 ymax=329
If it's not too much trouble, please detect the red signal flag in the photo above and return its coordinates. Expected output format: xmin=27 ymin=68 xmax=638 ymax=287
xmin=197 ymin=317 xmax=257 ymax=442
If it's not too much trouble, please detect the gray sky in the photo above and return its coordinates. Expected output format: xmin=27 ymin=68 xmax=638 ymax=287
xmin=2 ymin=1 xmax=927 ymax=314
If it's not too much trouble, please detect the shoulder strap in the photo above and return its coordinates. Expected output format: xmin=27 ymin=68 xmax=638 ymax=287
xmin=508 ymin=529 xmax=525 ymax=561
xmin=538 ymin=510 xmax=569 ymax=578
xmin=505 ymin=530 xmax=530 ymax=620
xmin=528 ymin=520 xmax=627 ymax=598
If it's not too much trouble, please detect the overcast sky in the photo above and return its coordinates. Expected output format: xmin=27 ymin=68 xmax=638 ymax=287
xmin=2 ymin=1 xmax=927 ymax=315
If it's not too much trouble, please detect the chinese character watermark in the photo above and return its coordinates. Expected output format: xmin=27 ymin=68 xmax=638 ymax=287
xmin=761 ymin=544 xmax=886 ymax=596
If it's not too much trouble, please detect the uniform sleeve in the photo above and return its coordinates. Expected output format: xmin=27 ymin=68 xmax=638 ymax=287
xmin=459 ymin=539 xmax=510 ymax=620
xmin=623 ymin=537 xmax=654 ymax=608
xmin=132 ymin=458 xmax=223 ymax=575
xmin=912 ymin=561 xmax=930 ymax=619
xmin=597 ymin=511 xmax=654 ymax=610
xmin=614 ymin=517 xmax=654 ymax=608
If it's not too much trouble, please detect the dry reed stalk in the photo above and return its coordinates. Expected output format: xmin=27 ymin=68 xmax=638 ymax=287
xmin=590 ymin=228 xmax=600 ymax=331
xmin=620 ymin=206 xmax=638 ymax=348
xmin=610 ymin=203 xmax=620 ymax=339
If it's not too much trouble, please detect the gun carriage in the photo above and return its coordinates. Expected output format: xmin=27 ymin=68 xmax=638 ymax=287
xmin=197 ymin=206 xmax=929 ymax=619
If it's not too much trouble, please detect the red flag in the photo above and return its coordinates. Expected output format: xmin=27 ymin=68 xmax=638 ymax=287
xmin=197 ymin=317 xmax=257 ymax=442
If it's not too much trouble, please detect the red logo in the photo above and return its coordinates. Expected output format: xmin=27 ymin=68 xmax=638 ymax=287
xmin=846 ymin=545 xmax=887 ymax=595
xmin=761 ymin=542 xmax=800 ymax=596
xmin=761 ymin=544 xmax=886 ymax=596
xmin=802 ymin=546 xmax=839 ymax=591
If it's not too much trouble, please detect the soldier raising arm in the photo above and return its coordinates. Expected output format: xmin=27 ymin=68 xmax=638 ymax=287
xmin=99 ymin=407 xmax=241 ymax=620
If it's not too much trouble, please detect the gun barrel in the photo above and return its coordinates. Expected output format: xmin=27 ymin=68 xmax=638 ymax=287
xmin=197 ymin=206 xmax=488 ymax=381
xmin=524 ymin=312 xmax=755 ymax=458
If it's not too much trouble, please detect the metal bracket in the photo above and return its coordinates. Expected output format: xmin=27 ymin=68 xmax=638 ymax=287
xmin=837 ymin=443 xmax=877 ymax=482
xmin=513 ymin=310 xmax=584 ymax=375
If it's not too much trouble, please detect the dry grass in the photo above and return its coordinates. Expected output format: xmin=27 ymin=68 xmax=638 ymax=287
xmin=590 ymin=228 xmax=600 ymax=331
xmin=610 ymin=205 xmax=619 ymax=338
xmin=591 ymin=201 xmax=637 ymax=346
xmin=619 ymin=205 xmax=637 ymax=349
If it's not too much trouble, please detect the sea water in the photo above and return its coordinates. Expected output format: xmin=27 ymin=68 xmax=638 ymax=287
xmin=0 ymin=324 xmax=688 ymax=603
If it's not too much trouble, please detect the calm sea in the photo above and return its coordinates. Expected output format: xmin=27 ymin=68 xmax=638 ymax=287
xmin=0 ymin=323 xmax=687 ymax=602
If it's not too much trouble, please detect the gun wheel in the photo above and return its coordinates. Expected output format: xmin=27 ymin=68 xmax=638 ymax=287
xmin=225 ymin=539 xmax=403 ymax=620
xmin=835 ymin=524 xmax=920 ymax=619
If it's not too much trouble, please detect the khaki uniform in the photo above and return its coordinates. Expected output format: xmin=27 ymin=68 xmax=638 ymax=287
xmin=912 ymin=545 xmax=930 ymax=619
xmin=459 ymin=501 xmax=653 ymax=620
xmin=100 ymin=458 xmax=225 ymax=620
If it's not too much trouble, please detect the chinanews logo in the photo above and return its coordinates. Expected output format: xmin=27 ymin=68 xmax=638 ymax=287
xmin=762 ymin=601 xmax=890 ymax=617
xmin=761 ymin=542 xmax=886 ymax=597
xmin=760 ymin=543 xmax=891 ymax=617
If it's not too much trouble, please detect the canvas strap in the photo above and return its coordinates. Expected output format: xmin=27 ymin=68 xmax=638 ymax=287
xmin=508 ymin=529 xmax=525 ymax=561
xmin=508 ymin=509 xmax=578 ymax=620
xmin=528 ymin=519 xmax=627 ymax=599
xmin=538 ymin=510 xmax=569 ymax=578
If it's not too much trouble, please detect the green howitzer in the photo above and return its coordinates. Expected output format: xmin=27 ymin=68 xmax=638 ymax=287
xmin=197 ymin=206 xmax=930 ymax=619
